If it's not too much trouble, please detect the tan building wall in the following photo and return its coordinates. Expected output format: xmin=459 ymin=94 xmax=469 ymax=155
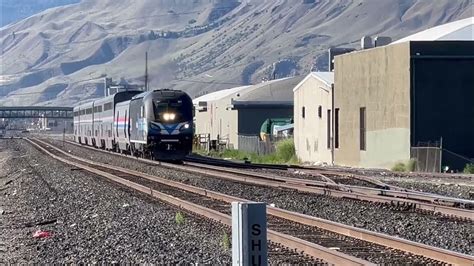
xmin=213 ymin=99 xmax=238 ymax=148
xmin=194 ymin=107 xmax=211 ymax=137
xmin=194 ymin=98 xmax=239 ymax=148
xmin=334 ymin=42 xmax=411 ymax=169
xmin=294 ymin=75 xmax=333 ymax=164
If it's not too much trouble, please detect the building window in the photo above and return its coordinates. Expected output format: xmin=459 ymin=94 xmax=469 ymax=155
xmin=327 ymin=109 xmax=331 ymax=149
xmin=302 ymin=107 xmax=306 ymax=119
xmin=335 ymin=108 xmax=340 ymax=149
xmin=318 ymin=106 xmax=322 ymax=118
xmin=360 ymin=107 xmax=366 ymax=151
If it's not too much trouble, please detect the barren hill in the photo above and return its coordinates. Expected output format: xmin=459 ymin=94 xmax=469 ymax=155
xmin=0 ymin=0 xmax=472 ymax=106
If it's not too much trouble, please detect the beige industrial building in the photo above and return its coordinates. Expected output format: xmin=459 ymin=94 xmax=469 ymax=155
xmin=293 ymin=72 xmax=334 ymax=164
xmin=333 ymin=17 xmax=474 ymax=170
xmin=334 ymin=40 xmax=473 ymax=170
xmin=193 ymin=77 xmax=303 ymax=149
xmin=193 ymin=85 xmax=250 ymax=148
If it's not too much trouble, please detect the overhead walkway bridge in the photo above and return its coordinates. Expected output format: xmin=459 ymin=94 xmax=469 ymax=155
xmin=0 ymin=106 xmax=73 ymax=119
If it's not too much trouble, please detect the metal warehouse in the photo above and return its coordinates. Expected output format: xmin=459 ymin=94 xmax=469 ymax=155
xmin=333 ymin=20 xmax=474 ymax=170
xmin=193 ymin=76 xmax=303 ymax=149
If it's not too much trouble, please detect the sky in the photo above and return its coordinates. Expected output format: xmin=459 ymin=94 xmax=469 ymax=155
xmin=0 ymin=0 xmax=80 ymax=26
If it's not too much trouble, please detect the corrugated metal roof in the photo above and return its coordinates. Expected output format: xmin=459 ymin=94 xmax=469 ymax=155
xmin=393 ymin=17 xmax=474 ymax=44
xmin=232 ymin=76 xmax=304 ymax=105
xmin=192 ymin=85 xmax=250 ymax=104
xmin=193 ymin=76 xmax=304 ymax=108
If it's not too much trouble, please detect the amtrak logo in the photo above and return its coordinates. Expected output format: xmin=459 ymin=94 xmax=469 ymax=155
xmin=150 ymin=121 xmax=188 ymax=135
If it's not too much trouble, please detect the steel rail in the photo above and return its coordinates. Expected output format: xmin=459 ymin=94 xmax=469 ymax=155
xmin=302 ymin=165 xmax=474 ymax=180
xmin=60 ymin=139 xmax=474 ymax=219
xmin=187 ymin=154 xmax=474 ymax=180
xmin=27 ymin=138 xmax=372 ymax=266
xmin=184 ymin=161 xmax=473 ymax=209
xmin=32 ymin=138 xmax=474 ymax=265
xmin=168 ymin=162 xmax=474 ymax=219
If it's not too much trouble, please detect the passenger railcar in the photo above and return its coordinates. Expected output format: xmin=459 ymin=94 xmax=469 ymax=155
xmin=73 ymin=91 xmax=141 ymax=149
xmin=73 ymin=101 xmax=94 ymax=146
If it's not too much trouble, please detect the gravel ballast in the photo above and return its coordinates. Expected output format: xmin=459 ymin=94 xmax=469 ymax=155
xmin=49 ymin=139 xmax=473 ymax=255
xmin=0 ymin=139 xmax=317 ymax=264
xmin=379 ymin=177 xmax=472 ymax=200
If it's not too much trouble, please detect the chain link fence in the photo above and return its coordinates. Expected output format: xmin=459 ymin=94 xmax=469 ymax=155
xmin=238 ymin=135 xmax=276 ymax=155
xmin=410 ymin=141 xmax=442 ymax=173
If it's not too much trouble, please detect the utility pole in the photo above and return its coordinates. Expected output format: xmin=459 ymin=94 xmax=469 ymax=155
xmin=145 ymin=52 xmax=149 ymax=91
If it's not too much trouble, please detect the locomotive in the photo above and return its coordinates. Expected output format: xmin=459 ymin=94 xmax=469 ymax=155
xmin=73 ymin=89 xmax=193 ymax=161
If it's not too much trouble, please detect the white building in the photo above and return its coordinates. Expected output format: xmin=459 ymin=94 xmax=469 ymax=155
xmin=193 ymin=77 xmax=303 ymax=149
xmin=392 ymin=17 xmax=474 ymax=44
xmin=293 ymin=72 xmax=334 ymax=165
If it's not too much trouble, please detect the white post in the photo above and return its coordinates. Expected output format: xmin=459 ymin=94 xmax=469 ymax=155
xmin=232 ymin=202 xmax=268 ymax=266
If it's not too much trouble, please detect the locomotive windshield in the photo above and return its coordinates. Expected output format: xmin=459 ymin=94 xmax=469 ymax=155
xmin=153 ymin=98 xmax=192 ymax=123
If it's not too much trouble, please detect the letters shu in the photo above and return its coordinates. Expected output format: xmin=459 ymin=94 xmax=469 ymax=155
xmin=251 ymin=224 xmax=262 ymax=266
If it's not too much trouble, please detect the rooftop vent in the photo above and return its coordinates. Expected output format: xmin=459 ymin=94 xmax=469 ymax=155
xmin=361 ymin=36 xmax=373 ymax=49
xmin=374 ymin=36 xmax=392 ymax=47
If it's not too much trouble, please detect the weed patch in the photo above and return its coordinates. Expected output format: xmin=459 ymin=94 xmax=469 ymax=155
xmin=175 ymin=211 xmax=185 ymax=225
xmin=464 ymin=163 xmax=474 ymax=174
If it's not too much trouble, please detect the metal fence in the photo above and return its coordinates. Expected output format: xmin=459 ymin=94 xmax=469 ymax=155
xmin=194 ymin=134 xmax=232 ymax=152
xmin=238 ymin=135 xmax=276 ymax=155
xmin=410 ymin=141 xmax=442 ymax=173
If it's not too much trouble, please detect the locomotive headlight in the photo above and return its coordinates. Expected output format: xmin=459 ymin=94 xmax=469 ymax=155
xmin=163 ymin=113 xmax=176 ymax=121
xmin=179 ymin=123 xmax=191 ymax=131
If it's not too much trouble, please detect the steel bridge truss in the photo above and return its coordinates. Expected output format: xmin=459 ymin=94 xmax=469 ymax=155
xmin=0 ymin=107 xmax=73 ymax=119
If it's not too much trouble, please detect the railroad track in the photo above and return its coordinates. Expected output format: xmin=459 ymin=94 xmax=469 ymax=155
xmin=28 ymin=138 xmax=474 ymax=265
xmin=183 ymin=160 xmax=474 ymax=214
xmin=57 ymin=138 xmax=473 ymax=219
xmin=188 ymin=154 xmax=474 ymax=180
xmin=166 ymin=161 xmax=474 ymax=218
xmin=185 ymin=155 xmax=290 ymax=170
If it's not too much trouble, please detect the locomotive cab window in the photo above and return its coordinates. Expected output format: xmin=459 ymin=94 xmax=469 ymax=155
xmin=153 ymin=98 xmax=192 ymax=123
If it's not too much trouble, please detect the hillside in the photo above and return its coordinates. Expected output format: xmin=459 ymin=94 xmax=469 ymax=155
xmin=0 ymin=0 xmax=472 ymax=106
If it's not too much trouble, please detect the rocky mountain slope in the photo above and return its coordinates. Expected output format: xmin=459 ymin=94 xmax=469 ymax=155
xmin=0 ymin=0 xmax=472 ymax=106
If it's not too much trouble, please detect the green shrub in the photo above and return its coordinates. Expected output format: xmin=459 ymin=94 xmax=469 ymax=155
xmin=175 ymin=211 xmax=185 ymax=225
xmin=392 ymin=162 xmax=407 ymax=172
xmin=275 ymin=139 xmax=296 ymax=162
xmin=464 ymin=163 xmax=474 ymax=174
xmin=407 ymin=159 xmax=417 ymax=172
xmin=193 ymin=138 xmax=298 ymax=165
xmin=221 ymin=232 xmax=231 ymax=250
xmin=392 ymin=159 xmax=417 ymax=172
